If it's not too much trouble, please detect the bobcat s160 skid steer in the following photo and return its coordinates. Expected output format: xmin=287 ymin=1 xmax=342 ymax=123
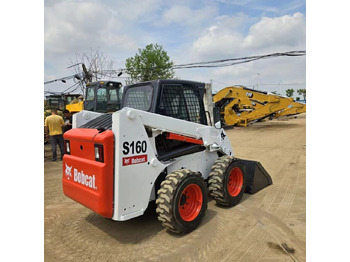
xmin=62 ymin=79 xmax=272 ymax=234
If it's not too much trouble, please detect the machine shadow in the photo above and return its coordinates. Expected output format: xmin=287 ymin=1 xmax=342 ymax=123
xmin=85 ymin=200 xmax=219 ymax=242
xmin=209 ymin=193 xmax=252 ymax=211
xmin=166 ymin=208 xmax=217 ymax=238
xmin=85 ymin=201 xmax=163 ymax=244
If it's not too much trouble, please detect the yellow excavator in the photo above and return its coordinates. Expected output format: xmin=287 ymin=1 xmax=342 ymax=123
xmin=65 ymin=98 xmax=84 ymax=113
xmin=274 ymin=100 xmax=306 ymax=118
xmin=213 ymin=86 xmax=295 ymax=127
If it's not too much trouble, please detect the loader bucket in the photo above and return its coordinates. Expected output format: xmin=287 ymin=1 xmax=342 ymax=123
xmin=240 ymin=159 xmax=272 ymax=194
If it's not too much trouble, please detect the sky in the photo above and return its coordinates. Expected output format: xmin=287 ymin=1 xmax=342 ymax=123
xmin=44 ymin=0 xmax=306 ymax=97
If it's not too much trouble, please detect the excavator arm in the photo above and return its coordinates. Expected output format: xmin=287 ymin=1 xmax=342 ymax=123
xmin=274 ymin=101 xmax=306 ymax=118
xmin=214 ymin=86 xmax=294 ymax=127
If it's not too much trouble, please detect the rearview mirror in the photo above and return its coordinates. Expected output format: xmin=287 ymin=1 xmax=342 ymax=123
xmin=213 ymin=107 xmax=222 ymax=129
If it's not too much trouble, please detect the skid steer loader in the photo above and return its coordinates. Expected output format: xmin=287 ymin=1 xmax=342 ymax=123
xmin=62 ymin=79 xmax=272 ymax=234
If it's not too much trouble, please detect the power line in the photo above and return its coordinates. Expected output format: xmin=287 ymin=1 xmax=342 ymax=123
xmin=122 ymin=50 xmax=305 ymax=73
xmin=44 ymin=50 xmax=306 ymax=84
xmin=61 ymin=82 xmax=81 ymax=94
xmin=259 ymin=83 xmax=306 ymax=86
xmin=44 ymin=74 xmax=83 ymax=84
xmin=173 ymin=50 xmax=305 ymax=69
xmin=45 ymin=82 xmax=81 ymax=96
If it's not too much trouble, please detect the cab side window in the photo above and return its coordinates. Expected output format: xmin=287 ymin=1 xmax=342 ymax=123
xmin=159 ymin=84 xmax=206 ymax=124
xmin=86 ymin=87 xmax=95 ymax=101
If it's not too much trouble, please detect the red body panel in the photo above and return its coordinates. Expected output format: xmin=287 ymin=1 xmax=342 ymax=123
xmin=166 ymin=132 xmax=203 ymax=145
xmin=62 ymin=128 xmax=114 ymax=218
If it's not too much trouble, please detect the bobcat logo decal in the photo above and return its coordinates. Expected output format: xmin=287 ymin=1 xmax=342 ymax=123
xmin=64 ymin=164 xmax=97 ymax=190
xmin=65 ymin=163 xmax=73 ymax=180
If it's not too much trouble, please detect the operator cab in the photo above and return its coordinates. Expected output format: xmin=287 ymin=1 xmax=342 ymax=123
xmin=45 ymin=93 xmax=82 ymax=112
xmin=46 ymin=95 xmax=66 ymax=111
xmin=85 ymin=81 xmax=123 ymax=113
xmin=79 ymin=79 xmax=214 ymax=131
xmin=122 ymin=79 xmax=207 ymax=125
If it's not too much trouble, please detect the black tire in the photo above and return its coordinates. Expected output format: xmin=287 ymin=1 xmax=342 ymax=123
xmin=156 ymin=169 xmax=208 ymax=234
xmin=208 ymin=156 xmax=246 ymax=207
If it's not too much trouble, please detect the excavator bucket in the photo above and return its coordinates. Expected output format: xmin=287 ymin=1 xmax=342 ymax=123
xmin=240 ymin=159 xmax=272 ymax=194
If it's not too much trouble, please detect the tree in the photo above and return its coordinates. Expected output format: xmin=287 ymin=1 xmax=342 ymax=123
xmin=125 ymin=43 xmax=175 ymax=84
xmin=69 ymin=48 xmax=120 ymax=84
xmin=285 ymin=88 xmax=294 ymax=97
xmin=297 ymin=89 xmax=306 ymax=101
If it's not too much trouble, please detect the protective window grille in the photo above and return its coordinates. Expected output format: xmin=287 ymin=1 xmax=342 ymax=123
xmin=160 ymin=84 xmax=204 ymax=124
xmin=183 ymin=87 xmax=202 ymax=123
xmin=124 ymin=85 xmax=153 ymax=111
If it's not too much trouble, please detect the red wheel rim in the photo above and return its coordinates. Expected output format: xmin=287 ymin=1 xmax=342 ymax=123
xmin=228 ymin=167 xmax=243 ymax=197
xmin=178 ymin=184 xmax=203 ymax=222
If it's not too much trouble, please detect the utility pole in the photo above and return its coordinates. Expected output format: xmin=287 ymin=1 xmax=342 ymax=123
xmin=279 ymin=80 xmax=282 ymax=96
xmin=82 ymin=63 xmax=93 ymax=83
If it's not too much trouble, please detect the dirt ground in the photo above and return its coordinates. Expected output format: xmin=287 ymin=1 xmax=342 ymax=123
xmin=44 ymin=113 xmax=306 ymax=262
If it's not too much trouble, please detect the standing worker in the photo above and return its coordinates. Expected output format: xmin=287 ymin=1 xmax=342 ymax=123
xmin=45 ymin=109 xmax=65 ymax=161
xmin=63 ymin=109 xmax=72 ymax=133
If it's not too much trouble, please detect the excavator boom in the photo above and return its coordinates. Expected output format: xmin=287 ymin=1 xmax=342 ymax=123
xmin=274 ymin=101 xmax=306 ymax=118
xmin=214 ymin=86 xmax=298 ymax=126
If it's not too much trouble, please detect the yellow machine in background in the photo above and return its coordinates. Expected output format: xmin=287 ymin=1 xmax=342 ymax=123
xmin=64 ymin=81 xmax=124 ymax=114
xmin=65 ymin=100 xmax=84 ymax=113
xmin=213 ymin=86 xmax=304 ymax=127
xmin=274 ymin=101 xmax=306 ymax=118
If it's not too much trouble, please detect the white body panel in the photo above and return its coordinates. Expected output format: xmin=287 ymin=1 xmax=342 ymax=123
xmin=166 ymin=150 xmax=218 ymax=179
xmin=111 ymin=108 xmax=233 ymax=221
xmin=72 ymin=110 xmax=104 ymax=128
xmin=111 ymin=109 xmax=167 ymax=221
xmin=204 ymin=83 xmax=214 ymax=126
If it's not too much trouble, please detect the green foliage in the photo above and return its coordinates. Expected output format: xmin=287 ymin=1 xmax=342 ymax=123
xmin=296 ymin=97 xmax=300 ymax=101
xmin=125 ymin=43 xmax=175 ymax=84
xmin=285 ymin=88 xmax=294 ymax=97
xmin=297 ymin=89 xmax=306 ymax=100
